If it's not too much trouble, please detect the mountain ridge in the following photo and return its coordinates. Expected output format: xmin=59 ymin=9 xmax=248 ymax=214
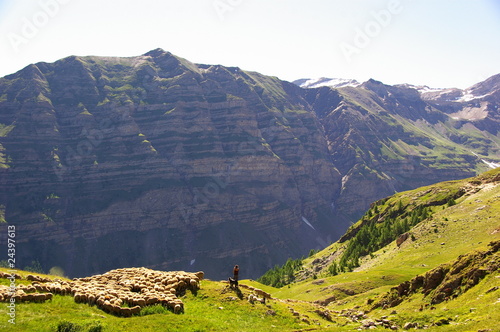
xmin=0 ymin=49 xmax=499 ymax=280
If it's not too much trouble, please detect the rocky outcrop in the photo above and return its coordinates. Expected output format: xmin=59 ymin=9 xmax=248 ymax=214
xmin=374 ymin=240 xmax=500 ymax=309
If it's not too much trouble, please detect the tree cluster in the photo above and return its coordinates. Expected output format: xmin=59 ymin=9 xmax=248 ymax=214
xmin=257 ymin=258 xmax=303 ymax=288
xmin=333 ymin=203 xmax=431 ymax=274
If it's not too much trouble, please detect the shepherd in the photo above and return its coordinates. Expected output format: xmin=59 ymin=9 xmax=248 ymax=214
xmin=228 ymin=265 xmax=239 ymax=289
xmin=233 ymin=265 xmax=239 ymax=283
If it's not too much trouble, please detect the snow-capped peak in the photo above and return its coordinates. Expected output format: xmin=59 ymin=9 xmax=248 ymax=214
xmin=294 ymin=77 xmax=361 ymax=89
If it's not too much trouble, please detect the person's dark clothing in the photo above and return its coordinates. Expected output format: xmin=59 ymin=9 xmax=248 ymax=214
xmin=233 ymin=266 xmax=239 ymax=281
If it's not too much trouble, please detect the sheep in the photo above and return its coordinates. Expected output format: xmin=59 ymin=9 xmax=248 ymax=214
xmin=134 ymin=298 xmax=146 ymax=307
xmin=120 ymin=307 xmax=132 ymax=317
xmin=31 ymin=294 xmax=42 ymax=303
xmin=254 ymin=289 xmax=264 ymax=296
xmin=32 ymin=293 xmax=52 ymax=303
xmin=189 ymin=279 xmax=199 ymax=289
xmin=74 ymin=293 xmax=83 ymax=303
xmin=110 ymin=304 xmax=121 ymax=315
xmin=174 ymin=304 xmax=182 ymax=314
xmin=130 ymin=305 xmax=141 ymax=315
xmin=27 ymin=274 xmax=40 ymax=282
xmin=146 ymin=297 xmax=159 ymax=305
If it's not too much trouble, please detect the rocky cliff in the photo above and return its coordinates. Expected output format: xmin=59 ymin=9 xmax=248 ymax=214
xmin=0 ymin=49 xmax=498 ymax=278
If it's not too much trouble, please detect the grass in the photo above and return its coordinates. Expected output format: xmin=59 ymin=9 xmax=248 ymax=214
xmin=0 ymin=278 xmax=314 ymax=332
xmin=276 ymin=169 xmax=500 ymax=330
xmin=0 ymin=124 xmax=15 ymax=137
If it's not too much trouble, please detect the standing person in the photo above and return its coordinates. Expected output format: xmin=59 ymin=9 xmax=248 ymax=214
xmin=233 ymin=265 xmax=239 ymax=286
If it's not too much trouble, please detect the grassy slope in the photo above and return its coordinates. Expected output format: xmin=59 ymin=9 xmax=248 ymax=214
xmin=0 ymin=279 xmax=304 ymax=332
xmin=276 ymin=168 xmax=500 ymax=330
xmin=1 ymin=273 xmax=345 ymax=332
xmin=1 ymin=170 xmax=499 ymax=331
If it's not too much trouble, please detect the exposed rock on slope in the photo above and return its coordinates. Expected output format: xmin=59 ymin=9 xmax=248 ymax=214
xmin=0 ymin=50 xmax=341 ymax=278
xmin=375 ymin=240 xmax=500 ymax=308
xmin=0 ymin=49 xmax=498 ymax=278
xmin=304 ymin=79 xmax=499 ymax=222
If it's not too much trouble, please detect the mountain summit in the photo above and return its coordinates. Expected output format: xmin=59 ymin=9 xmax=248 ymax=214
xmin=0 ymin=50 xmax=498 ymax=278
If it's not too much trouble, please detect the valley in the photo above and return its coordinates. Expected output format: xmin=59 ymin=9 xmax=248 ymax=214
xmin=0 ymin=49 xmax=499 ymax=280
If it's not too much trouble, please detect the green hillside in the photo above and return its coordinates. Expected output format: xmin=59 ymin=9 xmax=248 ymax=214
xmin=1 ymin=169 xmax=499 ymax=331
xmin=267 ymin=168 xmax=500 ymax=330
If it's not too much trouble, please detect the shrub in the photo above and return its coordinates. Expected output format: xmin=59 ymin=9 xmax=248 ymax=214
xmin=87 ymin=321 xmax=103 ymax=332
xmin=328 ymin=261 xmax=338 ymax=276
xmin=56 ymin=321 xmax=82 ymax=332
xmin=24 ymin=260 xmax=45 ymax=274
xmin=140 ymin=304 xmax=169 ymax=316
xmin=308 ymin=249 xmax=318 ymax=257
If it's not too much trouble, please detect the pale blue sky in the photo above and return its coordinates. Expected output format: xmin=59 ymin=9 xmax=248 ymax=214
xmin=0 ymin=0 xmax=499 ymax=88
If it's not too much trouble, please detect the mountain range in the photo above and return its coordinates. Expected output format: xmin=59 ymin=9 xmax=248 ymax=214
xmin=0 ymin=49 xmax=498 ymax=279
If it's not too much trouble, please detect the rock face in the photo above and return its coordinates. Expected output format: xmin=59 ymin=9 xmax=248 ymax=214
xmin=0 ymin=49 xmax=498 ymax=278
xmin=0 ymin=50 xmax=342 ymax=278
xmin=303 ymin=78 xmax=499 ymax=222
xmin=375 ymin=240 xmax=500 ymax=308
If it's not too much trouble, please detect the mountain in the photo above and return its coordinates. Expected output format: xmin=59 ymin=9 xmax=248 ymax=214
xmin=0 ymin=49 xmax=498 ymax=279
xmin=0 ymin=49 xmax=342 ymax=279
xmin=293 ymin=77 xmax=360 ymax=89
xmin=1 ymin=169 xmax=499 ymax=331
xmin=302 ymin=77 xmax=499 ymax=222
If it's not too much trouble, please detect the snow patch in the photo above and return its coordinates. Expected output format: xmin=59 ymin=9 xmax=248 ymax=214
xmin=457 ymin=91 xmax=493 ymax=102
xmin=482 ymin=160 xmax=500 ymax=169
xmin=297 ymin=77 xmax=360 ymax=89
xmin=301 ymin=216 xmax=316 ymax=231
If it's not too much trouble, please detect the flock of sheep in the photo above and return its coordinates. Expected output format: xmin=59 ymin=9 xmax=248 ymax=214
xmin=0 ymin=268 xmax=204 ymax=316
xmin=0 ymin=268 xmax=274 ymax=317
xmin=0 ymin=271 xmax=54 ymax=303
